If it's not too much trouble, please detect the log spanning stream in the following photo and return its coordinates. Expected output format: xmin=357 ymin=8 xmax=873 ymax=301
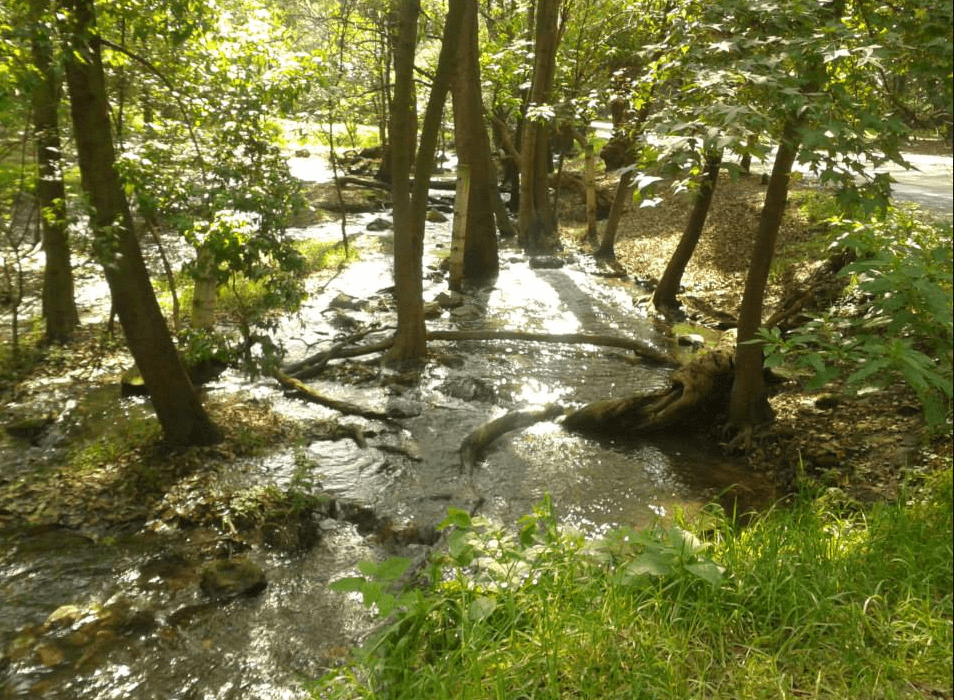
xmin=0 ymin=162 xmax=776 ymax=699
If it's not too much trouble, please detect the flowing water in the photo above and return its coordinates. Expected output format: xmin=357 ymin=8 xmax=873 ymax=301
xmin=1 ymin=157 xmax=776 ymax=698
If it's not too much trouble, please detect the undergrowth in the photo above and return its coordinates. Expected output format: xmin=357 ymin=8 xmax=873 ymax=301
xmin=312 ymin=469 xmax=953 ymax=700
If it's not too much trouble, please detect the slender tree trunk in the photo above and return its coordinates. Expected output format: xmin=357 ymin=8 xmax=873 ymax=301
xmin=451 ymin=0 xmax=498 ymax=285
xmin=595 ymin=168 xmax=634 ymax=259
xmin=60 ymin=0 xmax=221 ymax=447
xmin=729 ymin=121 xmax=801 ymax=434
xmin=652 ymin=150 xmax=723 ymax=314
xmin=30 ymin=0 xmax=78 ymax=344
xmin=388 ymin=0 xmax=466 ymax=362
xmin=190 ymin=244 xmax=218 ymax=330
xmin=518 ymin=0 xmax=561 ymax=252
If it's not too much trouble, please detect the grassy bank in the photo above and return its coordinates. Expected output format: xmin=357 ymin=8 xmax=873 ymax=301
xmin=313 ymin=467 xmax=953 ymax=699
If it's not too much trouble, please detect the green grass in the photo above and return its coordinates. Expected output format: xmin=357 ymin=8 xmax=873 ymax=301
xmin=313 ymin=468 xmax=953 ymax=700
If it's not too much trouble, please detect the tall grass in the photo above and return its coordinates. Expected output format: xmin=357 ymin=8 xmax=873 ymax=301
xmin=313 ymin=468 xmax=953 ymax=700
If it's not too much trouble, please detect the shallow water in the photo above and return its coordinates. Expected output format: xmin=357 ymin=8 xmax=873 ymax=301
xmin=1 ymin=182 xmax=775 ymax=700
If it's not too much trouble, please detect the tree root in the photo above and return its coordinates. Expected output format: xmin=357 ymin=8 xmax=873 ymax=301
xmin=563 ymin=350 xmax=735 ymax=434
xmin=460 ymin=405 xmax=566 ymax=473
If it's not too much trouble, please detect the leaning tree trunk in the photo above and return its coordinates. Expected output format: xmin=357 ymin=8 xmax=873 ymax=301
xmin=60 ymin=0 xmax=221 ymax=447
xmin=30 ymin=0 xmax=78 ymax=344
xmin=594 ymin=168 xmax=634 ymax=260
xmin=652 ymin=150 xmax=723 ymax=314
xmin=728 ymin=121 xmax=801 ymax=444
xmin=388 ymin=0 xmax=466 ymax=362
xmin=451 ymin=0 xmax=498 ymax=285
xmin=517 ymin=0 xmax=561 ymax=253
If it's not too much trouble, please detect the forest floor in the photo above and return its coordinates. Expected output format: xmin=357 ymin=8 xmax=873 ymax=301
xmin=557 ymin=166 xmax=951 ymax=505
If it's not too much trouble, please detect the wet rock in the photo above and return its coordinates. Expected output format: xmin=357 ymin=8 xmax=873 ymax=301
xmin=439 ymin=377 xmax=497 ymax=403
xmin=434 ymin=290 xmax=465 ymax=309
xmin=333 ymin=501 xmax=382 ymax=534
xmin=199 ymin=557 xmax=266 ymax=600
xmin=366 ymin=217 xmax=392 ymax=231
xmin=423 ymin=301 xmax=443 ymax=319
xmin=450 ymin=304 xmax=482 ymax=319
xmin=386 ymin=397 xmax=423 ymax=418
xmin=528 ymin=255 xmax=564 ymax=269
xmin=3 ymin=415 xmax=54 ymax=444
xmin=327 ymin=292 xmax=368 ymax=312
xmin=426 ymin=208 xmax=448 ymax=222
xmin=677 ymin=334 xmax=706 ymax=349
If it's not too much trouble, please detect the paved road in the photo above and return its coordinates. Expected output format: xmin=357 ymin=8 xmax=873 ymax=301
xmin=590 ymin=121 xmax=953 ymax=219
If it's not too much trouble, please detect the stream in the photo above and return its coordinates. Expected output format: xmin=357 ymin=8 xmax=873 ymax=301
xmin=1 ymin=156 xmax=776 ymax=699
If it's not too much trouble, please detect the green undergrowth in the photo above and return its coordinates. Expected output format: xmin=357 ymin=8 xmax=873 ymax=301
xmin=313 ymin=469 xmax=953 ymax=700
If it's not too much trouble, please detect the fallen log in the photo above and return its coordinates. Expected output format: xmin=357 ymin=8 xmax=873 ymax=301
xmin=282 ymin=327 xmax=384 ymax=379
xmin=426 ymin=330 xmax=676 ymax=365
xmin=460 ymin=405 xmax=565 ymax=473
xmin=563 ymin=349 xmax=735 ymax=434
xmin=272 ymin=369 xmax=394 ymax=422
xmin=281 ymin=328 xmax=676 ymax=378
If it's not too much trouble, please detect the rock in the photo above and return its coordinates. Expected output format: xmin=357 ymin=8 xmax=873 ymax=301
xmin=366 ymin=217 xmax=392 ymax=231
xmin=433 ymin=291 xmax=465 ymax=309
xmin=677 ymin=334 xmax=706 ymax=349
xmin=423 ymin=301 xmax=443 ymax=319
xmin=450 ymin=304 xmax=481 ymax=318
xmin=199 ymin=557 xmax=266 ymax=600
xmin=293 ymin=148 xmax=310 ymax=158
xmin=426 ymin=208 xmax=448 ymax=222
xmin=327 ymin=293 xmax=367 ymax=312
xmin=4 ymin=415 xmax=54 ymax=443
xmin=528 ymin=255 xmax=564 ymax=269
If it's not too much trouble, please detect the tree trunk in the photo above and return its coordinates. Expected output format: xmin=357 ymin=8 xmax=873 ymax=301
xmin=451 ymin=0 xmax=498 ymax=285
xmin=30 ymin=0 xmax=78 ymax=344
xmin=652 ymin=150 xmax=722 ymax=314
xmin=388 ymin=0 xmax=466 ymax=363
xmin=388 ymin=0 xmax=422 ymax=361
xmin=60 ymin=0 xmax=221 ymax=447
xmin=595 ymin=168 xmax=634 ymax=259
xmin=517 ymin=0 xmax=561 ymax=253
xmin=190 ymin=244 xmax=218 ymax=330
xmin=728 ymin=121 xmax=801 ymax=441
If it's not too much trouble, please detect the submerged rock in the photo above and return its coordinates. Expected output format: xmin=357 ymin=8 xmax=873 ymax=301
xmin=199 ymin=557 xmax=266 ymax=600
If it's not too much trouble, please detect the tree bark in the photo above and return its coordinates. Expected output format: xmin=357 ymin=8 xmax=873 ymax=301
xmin=389 ymin=0 xmax=466 ymax=363
xmin=451 ymin=0 xmax=499 ymax=285
xmin=518 ymin=0 xmax=561 ymax=252
xmin=30 ymin=0 xmax=78 ymax=344
xmin=388 ymin=0 xmax=423 ymax=362
xmin=652 ymin=150 xmax=723 ymax=314
xmin=728 ymin=121 xmax=801 ymax=441
xmin=60 ymin=0 xmax=221 ymax=447
xmin=595 ymin=168 xmax=634 ymax=259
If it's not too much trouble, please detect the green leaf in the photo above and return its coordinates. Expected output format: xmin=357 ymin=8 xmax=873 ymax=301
xmin=358 ymin=556 xmax=411 ymax=583
xmin=440 ymin=507 xmax=472 ymax=531
xmin=627 ymin=551 xmax=673 ymax=578
xmin=684 ymin=560 xmax=725 ymax=586
xmin=467 ymin=596 xmax=498 ymax=622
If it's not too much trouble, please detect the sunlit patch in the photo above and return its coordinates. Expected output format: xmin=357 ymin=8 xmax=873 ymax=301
xmin=511 ymin=378 xmax=567 ymax=406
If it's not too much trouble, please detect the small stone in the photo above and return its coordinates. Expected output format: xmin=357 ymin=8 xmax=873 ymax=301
xmin=677 ymin=334 xmax=705 ymax=348
xmin=528 ymin=255 xmax=564 ymax=269
xmin=200 ymin=558 xmax=266 ymax=600
xmin=366 ymin=217 xmax=392 ymax=231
